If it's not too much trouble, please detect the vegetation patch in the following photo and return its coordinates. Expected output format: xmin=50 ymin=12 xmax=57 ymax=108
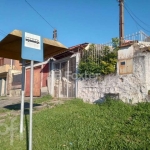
xmin=78 ymin=38 xmax=119 ymax=76
xmin=0 ymin=98 xmax=150 ymax=149
xmin=33 ymin=94 xmax=52 ymax=104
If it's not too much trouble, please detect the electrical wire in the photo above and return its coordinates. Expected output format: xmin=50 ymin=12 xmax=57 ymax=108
xmin=124 ymin=2 xmax=150 ymax=28
xmin=0 ymin=32 xmax=6 ymax=38
xmin=25 ymin=0 xmax=55 ymax=29
xmin=0 ymin=29 xmax=7 ymax=37
xmin=0 ymin=32 xmax=5 ymax=36
xmin=124 ymin=5 xmax=150 ymax=33
xmin=0 ymin=29 xmax=7 ymax=35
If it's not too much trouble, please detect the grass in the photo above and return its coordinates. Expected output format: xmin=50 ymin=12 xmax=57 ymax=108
xmin=0 ymin=96 xmax=7 ymax=99
xmin=0 ymin=108 xmax=11 ymax=114
xmin=33 ymin=94 xmax=53 ymax=104
xmin=0 ymin=98 xmax=150 ymax=149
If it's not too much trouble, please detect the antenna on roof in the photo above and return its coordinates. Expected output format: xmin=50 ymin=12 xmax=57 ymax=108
xmin=53 ymin=29 xmax=57 ymax=41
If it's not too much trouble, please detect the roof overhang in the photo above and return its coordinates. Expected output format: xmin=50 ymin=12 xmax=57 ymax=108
xmin=0 ymin=30 xmax=68 ymax=61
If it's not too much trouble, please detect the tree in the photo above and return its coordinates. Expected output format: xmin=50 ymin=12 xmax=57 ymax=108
xmin=78 ymin=38 xmax=119 ymax=76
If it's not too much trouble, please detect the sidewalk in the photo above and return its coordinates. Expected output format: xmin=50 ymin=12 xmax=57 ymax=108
xmin=0 ymin=96 xmax=30 ymax=108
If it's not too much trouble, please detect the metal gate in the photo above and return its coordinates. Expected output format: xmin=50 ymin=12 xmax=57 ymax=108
xmin=53 ymin=57 xmax=76 ymax=98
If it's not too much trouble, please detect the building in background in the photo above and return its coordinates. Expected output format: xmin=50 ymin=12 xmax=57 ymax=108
xmin=24 ymin=43 xmax=88 ymax=98
xmin=0 ymin=57 xmax=22 ymax=96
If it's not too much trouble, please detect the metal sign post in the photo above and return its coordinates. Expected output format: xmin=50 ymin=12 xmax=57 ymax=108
xmin=29 ymin=60 xmax=34 ymax=150
xmin=20 ymin=59 xmax=25 ymax=137
xmin=21 ymin=31 xmax=43 ymax=150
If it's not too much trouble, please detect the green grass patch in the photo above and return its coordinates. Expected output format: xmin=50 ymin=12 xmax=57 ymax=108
xmin=0 ymin=108 xmax=11 ymax=114
xmin=33 ymin=94 xmax=53 ymax=104
xmin=0 ymin=96 xmax=7 ymax=100
xmin=0 ymin=98 xmax=150 ymax=149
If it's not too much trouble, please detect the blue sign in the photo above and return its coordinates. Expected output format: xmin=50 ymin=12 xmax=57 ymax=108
xmin=21 ymin=31 xmax=44 ymax=62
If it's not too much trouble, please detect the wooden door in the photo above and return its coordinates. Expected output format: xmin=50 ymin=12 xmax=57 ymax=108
xmin=25 ymin=66 xmax=41 ymax=97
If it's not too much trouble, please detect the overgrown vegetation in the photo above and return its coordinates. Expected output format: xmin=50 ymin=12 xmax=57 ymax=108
xmin=1 ymin=98 xmax=150 ymax=149
xmin=78 ymin=38 xmax=119 ymax=76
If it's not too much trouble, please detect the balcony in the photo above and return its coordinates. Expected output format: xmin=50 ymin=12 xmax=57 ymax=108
xmin=0 ymin=64 xmax=11 ymax=74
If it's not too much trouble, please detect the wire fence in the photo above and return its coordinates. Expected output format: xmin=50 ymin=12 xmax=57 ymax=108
xmin=80 ymin=31 xmax=150 ymax=66
xmin=80 ymin=44 xmax=115 ymax=67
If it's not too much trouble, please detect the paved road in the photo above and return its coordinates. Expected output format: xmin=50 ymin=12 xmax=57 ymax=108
xmin=0 ymin=96 xmax=30 ymax=108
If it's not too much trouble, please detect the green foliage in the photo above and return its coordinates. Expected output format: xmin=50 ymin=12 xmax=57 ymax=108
xmin=78 ymin=38 xmax=119 ymax=76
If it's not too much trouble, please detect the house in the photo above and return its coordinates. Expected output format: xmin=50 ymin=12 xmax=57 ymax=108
xmin=26 ymin=36 xmax=150 ymax=103
xmin=77 ymin=32 xmax=150 ymax=103
xmin=50 ymin=43 xmax=88 ymax=98
xmin=2 ymin=30 xmax=150 ymax=104
xmin=24 ymin=43 xmax=88 ymax=98
xmin=0 ymin=57 xmax=22 ymax=96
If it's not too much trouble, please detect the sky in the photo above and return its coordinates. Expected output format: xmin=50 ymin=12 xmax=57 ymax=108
xmin=0 ymin=0 xmax=150 ymax=47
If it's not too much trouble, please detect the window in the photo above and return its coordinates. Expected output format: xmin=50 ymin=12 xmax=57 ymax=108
xmin=120 ymin=61 xmax=125 ymax=65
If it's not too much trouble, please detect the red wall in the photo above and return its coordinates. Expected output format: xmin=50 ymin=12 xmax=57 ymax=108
xmin=25 ymin=66 xmax=41 ymax=97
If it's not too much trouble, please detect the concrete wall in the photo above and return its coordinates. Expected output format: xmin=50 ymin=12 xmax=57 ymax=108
xmin=77 ymin=43 xmax=150 ymax=104
xmin=7 ymin=69 xmax=22 ymax=97
xmin=0 ymin=65 xmax=11 ymax=74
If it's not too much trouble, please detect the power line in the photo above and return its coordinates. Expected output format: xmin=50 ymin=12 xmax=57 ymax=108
xmin=124 ymin=5 xmax=150 ymax=33
xmin=124 ymin=2 xmax=150 ymax=28
xmin=0 ymin=31 xmax=6 ymax=37
xmin=123 ymin=4 xmax=139 ymax=32
xmin=0 ymin=29 xmax=7 ymax=35
xmin=25 ymin=0 xmax=55 ymax=29
xmin=0 ymin=29 xmax=8 ymax=38
xmin=0 ymin=32 xmax=5 ymax=36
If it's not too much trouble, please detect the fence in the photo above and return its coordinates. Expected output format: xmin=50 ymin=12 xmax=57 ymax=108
xmin=80 ymin=44 xmax=115 ymax=67
xmin=123 ymin=31 xmax=149 ymax=42
xmin=80 ymin=31 xmax=150 ymax=65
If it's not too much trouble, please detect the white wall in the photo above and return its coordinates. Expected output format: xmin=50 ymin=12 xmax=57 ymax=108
xmin=77 ymin=43 xmax=150 ymax=104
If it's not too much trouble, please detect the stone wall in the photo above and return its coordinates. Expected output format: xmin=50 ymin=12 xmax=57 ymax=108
xmin=77 ymin=44 xmax=150 ymax=104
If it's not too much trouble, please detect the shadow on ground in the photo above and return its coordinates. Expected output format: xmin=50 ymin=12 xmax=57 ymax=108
xmin=3 ymin=102 xmax=41 ymax=114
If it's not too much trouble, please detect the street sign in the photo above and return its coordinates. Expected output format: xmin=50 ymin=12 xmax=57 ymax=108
xmin=21 ymin=31 xmax=44 ymax=150
xmin=21 ymin=32 xmax=43 ymax=62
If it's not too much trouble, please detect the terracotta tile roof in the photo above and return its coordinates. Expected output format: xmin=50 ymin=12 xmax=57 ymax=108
xmin=54 ymin=43 xmax=89 ymax=60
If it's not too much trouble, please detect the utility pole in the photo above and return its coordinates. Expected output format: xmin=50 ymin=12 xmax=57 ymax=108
xmin=118 ymin=0 xmax=124 ymax=46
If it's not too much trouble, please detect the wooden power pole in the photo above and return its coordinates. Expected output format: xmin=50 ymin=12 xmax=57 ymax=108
xmin=119 ymin=0 xmax=124 ymax=46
